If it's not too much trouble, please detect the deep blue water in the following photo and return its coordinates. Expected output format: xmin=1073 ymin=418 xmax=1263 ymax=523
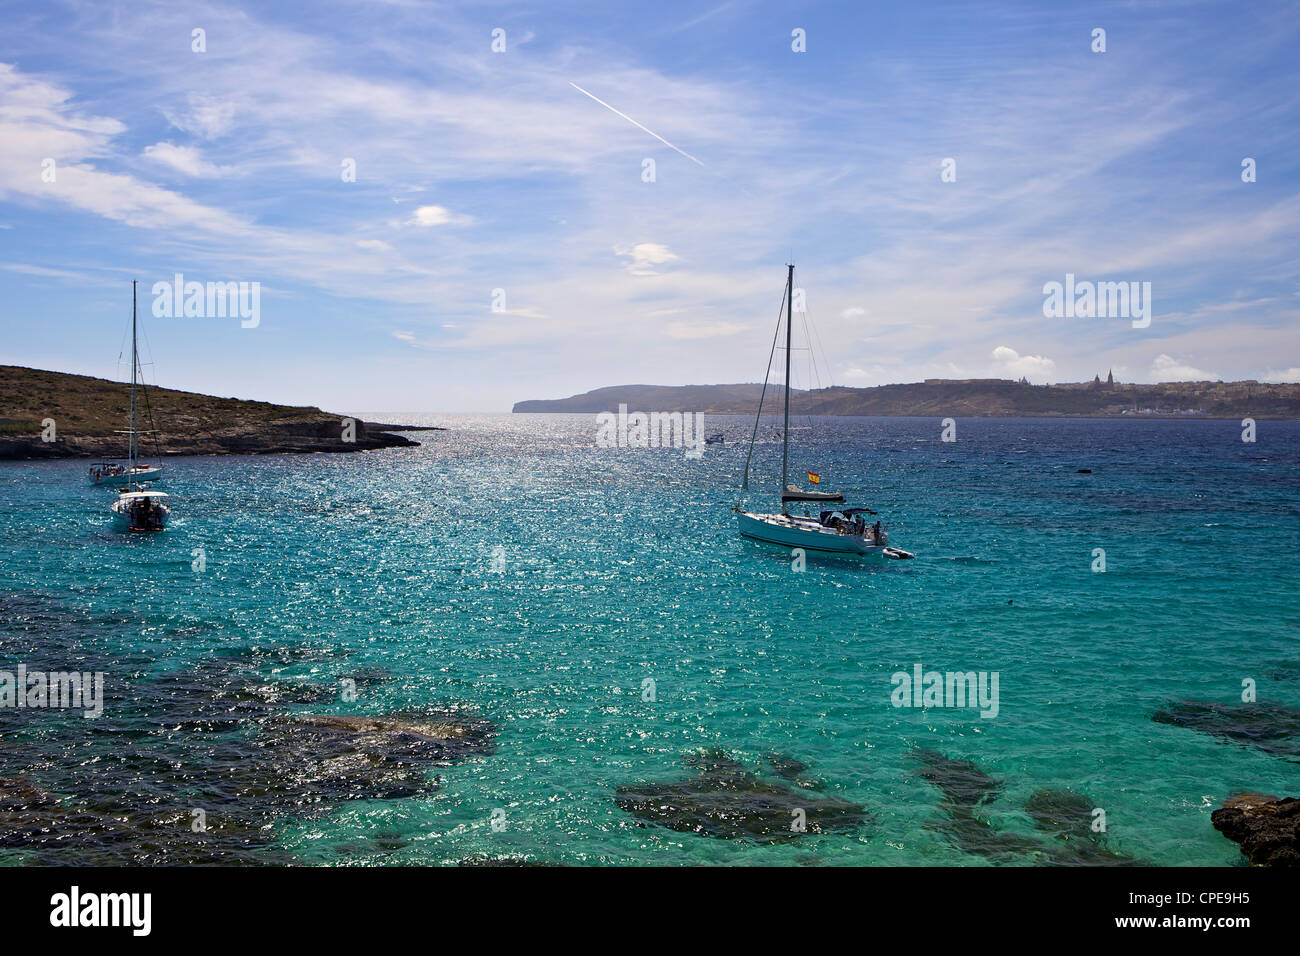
xmin=2 ymin=414 xmax=1298 ymax=865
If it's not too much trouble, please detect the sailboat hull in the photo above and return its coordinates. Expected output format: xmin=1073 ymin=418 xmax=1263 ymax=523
xmin=735 ymin=511 xmax=885 ymax=554
xmin=89 ymin=464 xmax=163 ymax=485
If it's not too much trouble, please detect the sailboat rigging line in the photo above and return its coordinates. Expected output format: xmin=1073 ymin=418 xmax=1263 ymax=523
xmin=780 ymin=264 xmax=794 ymax=511
xmin=140 ymin=381 xmax=163 ymax=461
xmin=134 ymin=315 xmax=164 ymax=461
xmin=796 ymin=307 xmax=822 ymax=454
xmin=130 ymin=281 xmax=138 ymax=467
xmin=805 ymin=304 xmax=835 ymax=390
xmin=737 ymin=278 xmax=789 ymax=501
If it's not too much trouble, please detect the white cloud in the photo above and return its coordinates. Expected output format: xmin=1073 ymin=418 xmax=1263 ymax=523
xmin=841 ymin=306 xmax=866 ymax=319
xmin=665 ymin=320 xmax=745 ymax=339
xmin=1259 ymin=367 xmax=1300 ymax=383
xmin=161 ymin=94 xmax=236 ymax=139
xmin=615 ymin=242 xmax=678 ymax=276
xmin=1150 ymin=353 xmax=1218 ymax=382
xmin=356 ymin=239 xmax=393 ymax=252
xmin=410 ymin=205 xmax=453 ymax=227
xmin=391 ymin=330 xmax=415 ymax=341
xmin=142 ymin=142 xmax=230 ymax=177
xmin=0 ymin=64 xmax=248 ymax=237
xmin=991 ymin=345 xmax=1056 ymax=381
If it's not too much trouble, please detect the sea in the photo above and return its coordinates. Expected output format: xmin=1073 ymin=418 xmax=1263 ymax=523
xmin=2 ymin=414 xmax=1297 ymax=866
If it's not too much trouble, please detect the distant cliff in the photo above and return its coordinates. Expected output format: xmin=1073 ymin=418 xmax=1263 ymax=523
xmin=513 ymin=379 xmax=1300 ymax=419
xmin=0 ymin=365 xmax=434 ymax=460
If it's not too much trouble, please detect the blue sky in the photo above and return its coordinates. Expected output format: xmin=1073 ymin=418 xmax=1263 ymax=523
xmin=1 ymin=0 xmax=1297 ymax=412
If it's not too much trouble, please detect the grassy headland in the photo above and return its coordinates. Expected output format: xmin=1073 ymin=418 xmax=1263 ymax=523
xmin=0 ymin=365 xmax=435 ymax=460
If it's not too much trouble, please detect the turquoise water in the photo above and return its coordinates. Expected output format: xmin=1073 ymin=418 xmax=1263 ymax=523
xmin=2 ymin=414 xmax=1298 ymax=865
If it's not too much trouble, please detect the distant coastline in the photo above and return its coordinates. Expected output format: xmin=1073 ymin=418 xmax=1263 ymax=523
xmin=513 ymin=378 xmax=1300 ymax=419
xmin=0 ymin=365 xmax=439 ymax=461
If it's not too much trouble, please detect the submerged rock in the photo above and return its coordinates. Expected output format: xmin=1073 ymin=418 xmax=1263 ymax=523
xmin=455 ymin=855 xmax=553 ymax=867
xmin=0 ymin=773 xmax=293 ymax=866
xmin=914 ymin=752 xmax=1138 ymax=865
xmin=0 ymin=707 xmax=496 ymax=864
xmin=1 ymin=597 xmax=506 ymax=864
xmin=615 ymin=749 xmax=866 ymax=843
xmin=914 ymin=751 xmax=1034 ymax=863
xmin=1024 ymin=788 xmax=1140 ymax=866
xmin=1023 ymin=787 xmax=1095 ymax=836
xmin=239 ymin=711 xmax=498 ymax=807
xmin=914 ymin=749 xmax=1003 ymax=807
xmin=1211 ymin=793 xmax=1300 ymax=866
xmin=764 ymin=752 xmax=826 ymax=790
xmin=0 ymin=605 xmax=496 ymax=864
xmin=764 ymin=753 xmax=810 ymax=779
xmin=1151 ymin=701 xmax=1300 ymax=760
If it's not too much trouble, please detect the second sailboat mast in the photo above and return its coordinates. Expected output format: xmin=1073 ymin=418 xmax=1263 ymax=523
xmin=130 ymin=280 xmax=138 ymax=468
xmin=780 ymin=264 xmax=793 ymax=512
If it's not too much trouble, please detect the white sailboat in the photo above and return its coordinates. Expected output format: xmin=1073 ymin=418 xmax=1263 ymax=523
xmin=89 ymin=280 xmax=164 ymax=486
xmin=88 ymin=460 xmax=162 ymax=484
xmin=734 ymin=264 xmax=912 ymax=558
xmin=109 ymin=281 xmax=170 ymax=532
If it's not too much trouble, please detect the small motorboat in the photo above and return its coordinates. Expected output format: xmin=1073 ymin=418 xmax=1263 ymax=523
xmin=111 ymin=487 xmax=170 ymax=531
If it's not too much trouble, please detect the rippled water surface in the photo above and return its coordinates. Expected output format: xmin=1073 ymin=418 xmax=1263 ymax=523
xmin=2 ymin=414 xmax=1298 ymax=865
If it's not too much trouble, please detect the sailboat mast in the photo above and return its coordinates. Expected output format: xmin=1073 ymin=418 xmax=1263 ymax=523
xmin=780 ymin=263 xmax=793 ymax=513
xmin=130 ymin=280 xmax=138 ymax=468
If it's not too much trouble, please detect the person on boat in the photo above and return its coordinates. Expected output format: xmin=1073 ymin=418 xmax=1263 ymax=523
xmin=872 ymin=520 xmax=882 ymax=543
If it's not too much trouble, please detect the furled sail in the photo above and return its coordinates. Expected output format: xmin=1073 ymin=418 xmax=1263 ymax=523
xmin=782 ymin=484 xmax=845 ymax=503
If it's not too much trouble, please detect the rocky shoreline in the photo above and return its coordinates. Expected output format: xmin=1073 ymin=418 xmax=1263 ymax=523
xmin=0 ymin=418 xmax=434 ymax=459
xmin=0 ymin=365 xmax=440 ymax=460
xmin=1212 ymin=794 xmax=1300 ymax=866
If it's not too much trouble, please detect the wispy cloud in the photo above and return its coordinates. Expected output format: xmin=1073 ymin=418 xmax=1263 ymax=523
xmin=0 ymin=0 xmax=1296 ymax=410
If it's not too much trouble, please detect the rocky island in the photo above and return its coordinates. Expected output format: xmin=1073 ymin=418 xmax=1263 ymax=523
xmin=0 ymin=365 xmax=437 ymax=460
xmin=514 ymin=376 xmax=1300 ymax=419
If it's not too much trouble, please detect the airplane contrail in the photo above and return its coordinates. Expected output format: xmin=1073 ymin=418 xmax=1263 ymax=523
xmin=569 ymin=82 xmax=705 ymax=166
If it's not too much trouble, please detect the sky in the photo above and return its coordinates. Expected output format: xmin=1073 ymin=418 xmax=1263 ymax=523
xmin=1 ymin=0 xmax=1298 ymax=412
